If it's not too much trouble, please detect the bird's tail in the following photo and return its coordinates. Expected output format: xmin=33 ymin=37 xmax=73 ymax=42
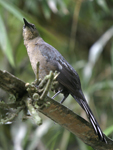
xmin=71 ymin=94 xmax=107 ymax=143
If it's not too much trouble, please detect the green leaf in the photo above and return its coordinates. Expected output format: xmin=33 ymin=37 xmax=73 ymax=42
xmin=83 ymin=26 xmax=113 ymax=85
xmin=111 ymin=42 xmax=113 ymax=76
xmin=87 ymin=80 xmax=113 ymax=94
xmin=42 ymin=1 xmax=51 ymax=19
xmin=96 ymin=0 xmax=110 ymax=13
xmin=0 ymin=0 xmax=23 ymax=21
xmin=104 ymin=125 xmax=113 ymax=136
xmin=0 ymin=15 xmax=15 ymax=67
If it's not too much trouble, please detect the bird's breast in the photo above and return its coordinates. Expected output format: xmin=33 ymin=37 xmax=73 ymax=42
xmin=26 ymin=43 xmax=57 ymax=79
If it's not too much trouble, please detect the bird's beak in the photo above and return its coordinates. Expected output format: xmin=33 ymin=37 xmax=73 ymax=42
xmin=23 ymin=18 xmax=31 ymax=27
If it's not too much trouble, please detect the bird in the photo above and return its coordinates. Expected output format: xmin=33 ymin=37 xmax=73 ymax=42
xmin=23 ymin=18 xmax=107 ymax=143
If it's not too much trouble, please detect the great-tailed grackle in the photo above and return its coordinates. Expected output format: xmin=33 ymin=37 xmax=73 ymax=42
xmin=23 ymin=18 xmax=107 ymax=143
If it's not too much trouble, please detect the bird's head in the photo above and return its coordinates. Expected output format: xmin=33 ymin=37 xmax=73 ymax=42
xmin=23 ymin=18 xmax=39 ymax=41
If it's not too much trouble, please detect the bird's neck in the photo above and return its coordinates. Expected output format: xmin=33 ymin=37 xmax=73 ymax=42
xmin=24 ymin=36 xmax=42 ymax=47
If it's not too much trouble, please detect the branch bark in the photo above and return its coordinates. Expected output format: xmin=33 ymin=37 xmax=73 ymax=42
xmin=0 ymin=70 xmax=26 ymax=98
xmin=0 ymin=69 xmax=113 ymax=150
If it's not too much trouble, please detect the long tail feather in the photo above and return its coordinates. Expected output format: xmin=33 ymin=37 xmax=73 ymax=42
xmin=71 ymin=94 xmax=107 ymax=143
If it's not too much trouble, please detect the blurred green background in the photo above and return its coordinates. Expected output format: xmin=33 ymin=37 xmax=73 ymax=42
xmin=0 ymin=0 xmax=113 ymax=149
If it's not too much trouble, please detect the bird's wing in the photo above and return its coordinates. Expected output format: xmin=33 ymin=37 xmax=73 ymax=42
xmin=56 ymin=59 xmax=85 ymax=100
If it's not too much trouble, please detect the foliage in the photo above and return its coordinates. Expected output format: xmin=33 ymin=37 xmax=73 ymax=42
xmin=0 ymin=0 xmax=113 ymax=149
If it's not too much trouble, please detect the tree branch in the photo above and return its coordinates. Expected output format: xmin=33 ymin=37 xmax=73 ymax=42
xmin=0 ymin=70 xmax=26 ymax=98
xmin=0 ymin=69 xmax=113 ymax=150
